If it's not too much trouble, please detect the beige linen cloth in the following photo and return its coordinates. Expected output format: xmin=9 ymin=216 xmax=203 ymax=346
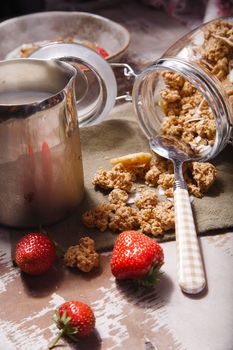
xmin=74 ymin=102 xmax=233 ymax=251
xmin=11 ymin=102 xmax=232 ymax=251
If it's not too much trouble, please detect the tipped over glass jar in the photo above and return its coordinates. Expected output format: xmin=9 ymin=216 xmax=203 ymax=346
xmin=29 ymin=17 xmax=233 ymax=163
xmin=133 ymin=17 xmax=233 ymax=161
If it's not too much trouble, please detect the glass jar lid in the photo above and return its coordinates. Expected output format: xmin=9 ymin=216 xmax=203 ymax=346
xmin=30 ymin=42 xmax=117 ymax=127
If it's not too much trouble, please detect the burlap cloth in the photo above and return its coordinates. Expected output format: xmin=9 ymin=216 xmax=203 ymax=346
xmin=10 ymin=102 xmax=233 ymax=252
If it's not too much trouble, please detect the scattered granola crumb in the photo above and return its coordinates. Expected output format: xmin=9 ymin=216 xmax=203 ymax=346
xmin=145 ymin=153 xmax=217 ymax=199
xmin=137 ymin=209 xmax=163 ymax=236
xmin=154 ymin=202 xmax=175 ymax=231
xmin=164 ymin=187 xmax=174 ymax=198
xmin=158 ymin=173 xmax=175 ymax=190
xmin=145 ymin=165 xmax=161 ymax=186
xmin=145 ymin=155 xmax=174 ymax=187
xmin=128 ymin=164 xmax=150 ymax=181
xmin=150 ymin=154 xmax=172 ymax=173
xmin=137 ymin=201 xmax=175 ymax=235
xmin=109 ymin=206 xmax=139 ymax=232
xmin=108 ymin=189 xmax=128 ymax=207
xmin=64 ymin=237 xmax=99 ymax=272
xmin=186 ymin=180 xmax=202 ymax=198
xmin=82 ymin=203 xmax=114 ymax=232
xmin=92 ymin=164 xmax=133 ymax=192
xmin=190 ymin=162 xmax=217 ymax=193
xmin=83 ymin=144 xmax=217 ymax=236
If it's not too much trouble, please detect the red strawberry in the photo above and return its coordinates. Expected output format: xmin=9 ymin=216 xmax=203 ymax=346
xmin=49 ymin=301 xmax=96 ymax=349
xmin=95 ymin=46 xmax=109 ymax=58
xmin=110 ymin=230 xmax=164 ymax=286
xmin=15 ymin=232 xmax=56 ymax=275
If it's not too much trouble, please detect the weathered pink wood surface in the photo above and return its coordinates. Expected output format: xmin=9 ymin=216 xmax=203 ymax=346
xmin=0 ymin=3 xmax=233 ymax=350
xmin=0 ymin=230 xmax=233 ymax=350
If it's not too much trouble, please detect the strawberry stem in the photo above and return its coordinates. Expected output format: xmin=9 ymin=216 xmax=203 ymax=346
xmin=49 ymin=328 xmax=65 ymax=349
xmin=53 ymin=240 xmax=66 ymax=258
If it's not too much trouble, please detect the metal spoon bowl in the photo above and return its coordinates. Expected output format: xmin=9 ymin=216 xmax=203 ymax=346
xmin=150 ymin=135 xmax=206 ymax=295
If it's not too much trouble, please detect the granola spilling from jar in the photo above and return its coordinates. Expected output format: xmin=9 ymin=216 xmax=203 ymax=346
xmin=159 ymin=19 xmax=233 ymax=154
xmin=82 ymin=152 xmax=217 ymax=237
xmin=199 ymin=19 xmax=233 ymax=82
xmin=159 ymin=72 xmax=216 ymax=153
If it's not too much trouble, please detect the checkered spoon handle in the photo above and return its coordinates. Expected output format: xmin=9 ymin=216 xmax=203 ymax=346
xmin=174 ymin=187 xmax=206 ymax=294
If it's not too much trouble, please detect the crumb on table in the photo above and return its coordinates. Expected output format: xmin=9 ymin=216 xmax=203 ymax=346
xmin=64 ymin=237 xmax=99 ymax=272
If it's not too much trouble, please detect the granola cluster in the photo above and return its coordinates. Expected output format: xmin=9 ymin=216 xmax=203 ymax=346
xmin=109 ymin=206 xmax=139 ymax=232
xmin=200 ymin=20 xmax=233 ymax=81
xmin=159 ymin=72 xmax=216 ymax=151
xmin=92 ymin=164 xmax=134 ymax=192
xmin=108 ymin=188 xmax=129 ymax=207
xmin=82 ymin=152 xmax=217 ymax=236
xmin=64 ymin=237 xmax=99 ymax=272
xmin=200 ymin=19 xmax=233 ymax=119
xmin=82 ymin=203 xmax=114 ymax=232
xmin=146 ymin=153 xmax=216 ymax=198
xmin=135 ymin=190 xmax=158 ymax=209
xmin=82 ymin=186 xmax=175 ymax=236
xmin=138 ymin=201 xmax=175 ymax=235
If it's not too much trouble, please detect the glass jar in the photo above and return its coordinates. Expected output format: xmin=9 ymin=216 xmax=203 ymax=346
xmin=30 ymin=19 xmax=233 ymax=162
xmin=132 ymin=17 xmax=233 ymax=161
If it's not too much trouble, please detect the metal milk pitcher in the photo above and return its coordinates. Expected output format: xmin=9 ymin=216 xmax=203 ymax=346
xmin=0 ymin=58 xmax=84 ymax=227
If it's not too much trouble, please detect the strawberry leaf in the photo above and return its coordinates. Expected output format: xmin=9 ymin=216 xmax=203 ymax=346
xmin=63 ymin=316 xmax=71 ymax=325
xmin=61 ymin=310 xmax=67 ymax=323
xmin=135 ymin=264 xmax=162 ymax=287
xmin=66 ymin=326 xmax=78 ymax=335
xmin=52 ymin=310 xmax=59 ymax=324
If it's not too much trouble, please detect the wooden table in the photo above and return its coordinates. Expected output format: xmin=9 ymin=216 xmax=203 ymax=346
xmin=0 ymin=3 xmax=233 ymax=350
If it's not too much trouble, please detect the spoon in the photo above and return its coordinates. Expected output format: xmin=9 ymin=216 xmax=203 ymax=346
xmin=150 ymin=135 xmax=206 ymax=294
